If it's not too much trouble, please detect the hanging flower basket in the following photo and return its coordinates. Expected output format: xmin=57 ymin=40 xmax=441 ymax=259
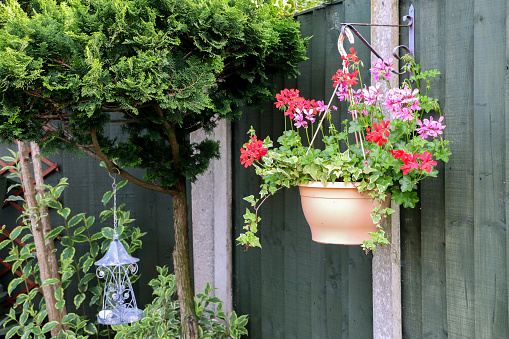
xmin=298 ymin=182 xmax=390 ymax=244
xmin=238 ymin=38 xmax=451 ymax=252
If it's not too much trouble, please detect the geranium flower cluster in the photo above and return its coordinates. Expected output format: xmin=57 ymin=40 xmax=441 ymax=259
xmin=274 ymin=88 xmax=320 ymax=128
xmin=240 ymin=136 xmax=267 ymax=168
xmin=332 ymin=69 xmax=359 ymax=88
xmin=370 ymin=57 xmax=395 ymax=81
xmin=416 ymin=116 xmax=446 ymax=139
xmin=238 ymin=46 xmax=450 ymax=252
xmin=366 ymin=121 xmax=390 ymax=146
xmin=391 ymin=150 xmax=437 ymax=175
xmin=362 ymin=83 xmax=383 ymax=105
xmin=384 ymin=86 xmax=421 ymax=121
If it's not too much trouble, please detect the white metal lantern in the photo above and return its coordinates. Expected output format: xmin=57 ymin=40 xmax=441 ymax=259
xmin=94 ymin=170 xmax=143 ymax=325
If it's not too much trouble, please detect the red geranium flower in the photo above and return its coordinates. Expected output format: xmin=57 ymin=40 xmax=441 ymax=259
xmin=416 ymin=151 xmax=437 ymax=173
xmin=341 ymin=47 xmax=359 ymax=67
xmin=274 ymin=88 xmax=320 ymax=123
xmin=240 ymin=136 xmax=267 ymax=168
xmin=399 ymin=157 xmax=419 ymax=175
xmin=332 ymin=69 xmax=359 ymax=87
xmin=366 ymin=121 xmax=390 ymax=146
xmin=391 ymin=150 xmax=437 ymax=175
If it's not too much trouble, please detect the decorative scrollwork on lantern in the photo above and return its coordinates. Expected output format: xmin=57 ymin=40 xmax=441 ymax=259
xmin=95 ymin=234 xmax=143 ymax=325
xmin=94 ymin=169 xmax=143 ymax=325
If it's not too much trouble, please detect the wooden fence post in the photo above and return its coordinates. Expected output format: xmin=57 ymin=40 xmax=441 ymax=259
xmin=371 ymin=0 xmax=402 ymax=338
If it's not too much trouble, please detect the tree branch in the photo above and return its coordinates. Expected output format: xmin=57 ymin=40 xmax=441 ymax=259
xmin=109 ymin=119 xmax=139 ymax=124
xmin=153 ymin=104 xmax=181 ymax=170
xmin=101 ymin=103 xmax=152 ymax=112
xmin=89 ymin=128 xmax=178 ymax=196
xmin=51 ymin=58 xmax=76 ymax=71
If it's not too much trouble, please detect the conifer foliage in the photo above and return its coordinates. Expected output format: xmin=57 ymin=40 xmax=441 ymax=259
xmin=0 ymin=0 xmax=307 ymax=337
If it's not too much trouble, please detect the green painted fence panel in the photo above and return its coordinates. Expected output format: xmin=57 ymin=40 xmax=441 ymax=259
xmin=232 ymin=2 xmax=375 ymax=338
xmin=235 ymin=0 xmax=509 ymax=338
xmin=400 ymin=0 xmax=509 ymax=337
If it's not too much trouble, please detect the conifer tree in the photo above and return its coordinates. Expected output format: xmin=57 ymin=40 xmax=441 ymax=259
xmin=0 ymin=0 xmax=307 ymax=336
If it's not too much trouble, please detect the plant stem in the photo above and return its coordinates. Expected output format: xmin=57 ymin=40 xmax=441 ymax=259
xmin=307 ymin=82 xmax=341 ymax=154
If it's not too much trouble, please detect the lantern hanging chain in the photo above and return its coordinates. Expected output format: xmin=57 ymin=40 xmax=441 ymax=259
xmin=109 ymin=168 xmax=120 ymax=235
xmin=113 ymin=176 xmax=117 ymax=233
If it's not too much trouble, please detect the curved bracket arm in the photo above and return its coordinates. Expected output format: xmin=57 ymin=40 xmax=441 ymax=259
xmin=339 ymin=4 xmax=415 ymax=74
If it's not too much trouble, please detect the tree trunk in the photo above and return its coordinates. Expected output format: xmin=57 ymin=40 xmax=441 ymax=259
xmin=17 ymin=141 xmax=66 ymax=337
xmin=29 ymin=142 xmax=68 ymax=325
xmin=172 ymin=180 xmax=199 ymax=339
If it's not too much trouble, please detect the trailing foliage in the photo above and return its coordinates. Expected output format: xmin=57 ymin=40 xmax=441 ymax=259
xmin=112 ymin=266 xmax=248 ymax=339
xmin=0 ymin=150 xmax=144 ymax=338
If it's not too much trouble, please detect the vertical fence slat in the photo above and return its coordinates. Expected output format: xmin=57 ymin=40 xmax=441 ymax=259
xmin=344 ymin=1 xmax=374 ymax=338
xmin=473 ymin=0 xmax=508 ymax=338
xmin=233 ymin=103 xmax=263 ymax=337
xmin=281 ymin=19 xmax=301 ymax=338
xmin=296 ymin=12 xmax=314 ymax=338
xmin=324 ymin=4 xmax=348 ymax=337
xmin=260 ymin=75 xmax=286 ymax=339
xmin=443 ymin=1 xmax=476 ymax=338
xmin=399 ymin=5 xmax=422 ymax=337
xmin=309 ymin=7 xmax=328 ymax=339
xmin=417 ymin=1 xmax=448 ymax=338
xmin=506 ymin=0 xmax=509 ymax=334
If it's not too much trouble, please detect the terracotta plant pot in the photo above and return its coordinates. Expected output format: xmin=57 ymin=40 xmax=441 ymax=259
xmin=298 ymin=182 xmax=390 ymax=245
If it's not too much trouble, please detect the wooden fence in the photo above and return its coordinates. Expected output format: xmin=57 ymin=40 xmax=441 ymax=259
xmin=400 ymin=0 xmax=509 ymax=337
xmin=233 ymin=2 xmax=375 ymax=338
xmin=233 ymin=0 xmax=509 ymax=338
xmin=0 ymin=0 xmax=507 ymax=337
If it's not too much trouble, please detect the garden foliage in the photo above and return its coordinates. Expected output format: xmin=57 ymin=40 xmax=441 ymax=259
xmin=0 ymin=150 xmax=143 ymax=338
xmin=0 ymin=0 xmax=307 ymax=334
xmin=1 ymin=153 xmax=247 ymax=338
xmin=112 ymin=266 xmax=248 ymax=339
xmin=0 ymin=0 xmax=307 ymax=188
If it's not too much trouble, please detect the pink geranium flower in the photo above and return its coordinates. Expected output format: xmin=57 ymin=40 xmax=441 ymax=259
xmin=384 ymin=86 xmax=421 ymax=121
xmin=416 ymin=116 xmax=446 ymax=139
xmin=362 ymin=83 xmax=383 ymax=106
xmin=370 ymin=58 xmax=395 ymax=81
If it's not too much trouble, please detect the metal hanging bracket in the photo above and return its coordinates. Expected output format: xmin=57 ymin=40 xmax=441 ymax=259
xmin=339 ymin=5 xmax=415 ymax=74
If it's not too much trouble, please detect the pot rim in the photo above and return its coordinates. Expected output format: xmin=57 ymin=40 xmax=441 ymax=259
xmin=297 ymin=181 xmax=361 ymax=189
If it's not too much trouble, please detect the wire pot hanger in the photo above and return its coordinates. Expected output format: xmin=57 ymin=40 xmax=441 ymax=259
xmin=338 ymin=4 xmax=415 ymax=73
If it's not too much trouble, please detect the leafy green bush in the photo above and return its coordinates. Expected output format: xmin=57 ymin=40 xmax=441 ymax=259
xmin=113 ymin=266 xmax=248 ymax=339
